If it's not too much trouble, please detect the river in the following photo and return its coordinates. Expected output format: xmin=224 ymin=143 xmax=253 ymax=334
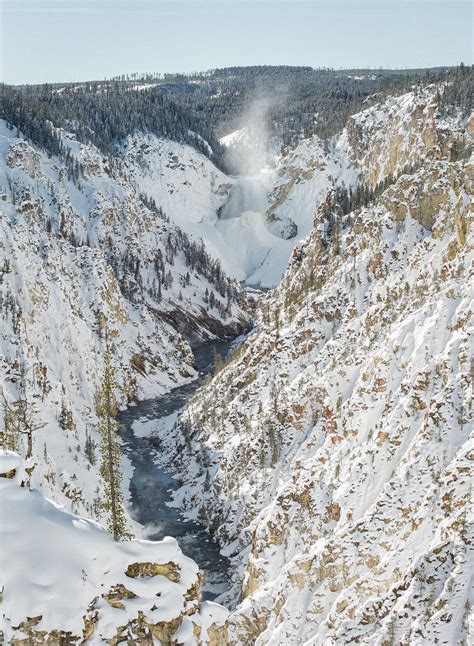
xmin=118 ymin=339 xmax=235 ymax=601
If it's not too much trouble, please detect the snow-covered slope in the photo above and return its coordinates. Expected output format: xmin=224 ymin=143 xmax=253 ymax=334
xmin=149 ymin=96 xmax=473 ymax=644
xmin=120 ymin=133 xmax=289 ymax=284
xmin=119 ymin=128 xmax=353 ymax=287
xmin=121 ymin=87 xmax=469 ymax=288
xmin=0 ymin=450 xmax=228 ymax=645
xmin=120 ymin=133 xmax=232 ymax=231
xmin=0 ymin=120 xmax=249 ymax=519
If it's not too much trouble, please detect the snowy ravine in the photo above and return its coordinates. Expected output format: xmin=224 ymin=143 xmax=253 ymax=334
xmin=118 ymin=340 xmax=237 ymax=603
xmin=1 ymin=80 xmax=472 ymax=645
xmin=0 ymin=119 xmax=250 ymax=520
xmin=120 ymin=86 xmax=470 ymax=291
xmin=150 ymin=89 xmax=473 ymax=644
xmin=119 ymin=128 xmax=357 ymax=288
xmin=0 ymin=120 xmax=250 ymax=643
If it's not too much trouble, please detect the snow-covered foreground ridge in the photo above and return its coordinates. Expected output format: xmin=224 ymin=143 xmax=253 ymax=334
xmin=157 ymin=101 xmax=473 ymax=642
xmin=0 ymin=450 xmax=228 ymax=645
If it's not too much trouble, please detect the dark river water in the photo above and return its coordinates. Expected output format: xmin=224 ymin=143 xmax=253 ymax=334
xmin=118 ymin=340 xmax=235 ymax=601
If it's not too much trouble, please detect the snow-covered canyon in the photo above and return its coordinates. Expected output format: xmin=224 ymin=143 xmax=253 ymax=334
xmin=143 ymin=87 xmax=474 ymax=644
xmin=0 ymin=117 xmax=250 ymax=519
xmin=119 ymin=123 xmax=360 ymax=288
xmin=1 ymin=80 xmax=472 ymax=645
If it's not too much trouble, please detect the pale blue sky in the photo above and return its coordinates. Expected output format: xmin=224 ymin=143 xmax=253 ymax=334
xmin=1 ymin=1 xmax=472 ymax=84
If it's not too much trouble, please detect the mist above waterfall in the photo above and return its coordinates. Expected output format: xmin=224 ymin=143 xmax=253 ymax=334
xmin=221 ymin=93 xmax=275 ymax=176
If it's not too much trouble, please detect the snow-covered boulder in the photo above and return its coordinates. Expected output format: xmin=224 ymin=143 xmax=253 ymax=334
xmin=0 ymin=450 xmax=25 ymax=482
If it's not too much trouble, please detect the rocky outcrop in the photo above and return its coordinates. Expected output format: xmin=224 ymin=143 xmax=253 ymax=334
xmin=266 ymin=86 xmax=470 ymax=247
xmin=346 ymin=87 xmax=469 ymax=187
xmin=125 ymin=561 xmax=182 ymax=582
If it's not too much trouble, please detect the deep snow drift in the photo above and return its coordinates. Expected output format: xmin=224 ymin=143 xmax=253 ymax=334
xmin=0 ymin=450 xmax=228 ymax=645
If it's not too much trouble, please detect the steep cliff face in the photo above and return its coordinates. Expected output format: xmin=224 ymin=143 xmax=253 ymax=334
xmin=345 ymin=88 xmax=470 ymax=186
xmin=0 ymin=451 xmax=228 ymax=645
xmin=119 ymin=132 xmax=233 ymax=229
xmin=265 ymin=130 xmax=355 ymax=240
xmin=117 ymin=87 xmax=471 ymax=291
xmin=0 ymin=121 xmax=249 ymax=518
xmin=259 ymin=86 xmax=471 ymax=287
xmin=153 ymin=91 xmax=473 ymax=644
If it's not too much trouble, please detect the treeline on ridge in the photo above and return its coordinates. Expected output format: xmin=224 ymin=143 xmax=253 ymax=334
xmin=0 ymin=64 xmax=472 ymax=171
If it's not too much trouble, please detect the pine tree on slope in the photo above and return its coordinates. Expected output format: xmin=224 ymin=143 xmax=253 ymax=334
xmin=1 ymin=391 xmax=45 ymax=458
xmin=95 ymin=342 xmax=131 ymax=541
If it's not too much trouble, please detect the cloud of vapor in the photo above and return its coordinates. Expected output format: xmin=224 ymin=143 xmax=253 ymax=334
xmin=141 ymin=521 xmax=167 ymax=537
xmin=222 ymin=90 xmax=278 ymax=176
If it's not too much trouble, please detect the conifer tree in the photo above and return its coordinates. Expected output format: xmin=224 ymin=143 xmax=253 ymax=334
xmin=1 ymin=390 xmax=45 ymax=458
xmin=95 ymin=342 xmax=130 ymax=540
xmin=1 ymin=394 xmax=19 ymax=452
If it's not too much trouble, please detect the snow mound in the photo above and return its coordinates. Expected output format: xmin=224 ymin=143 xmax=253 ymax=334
xmin=219 ymin=128 xmax=252 ymax=148
xmin=0 ymin=451 xmax=228 ymax=644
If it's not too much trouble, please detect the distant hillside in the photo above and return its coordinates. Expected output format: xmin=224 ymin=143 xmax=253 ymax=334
xmin=2 ymin=65 xmax=472 ymax=171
